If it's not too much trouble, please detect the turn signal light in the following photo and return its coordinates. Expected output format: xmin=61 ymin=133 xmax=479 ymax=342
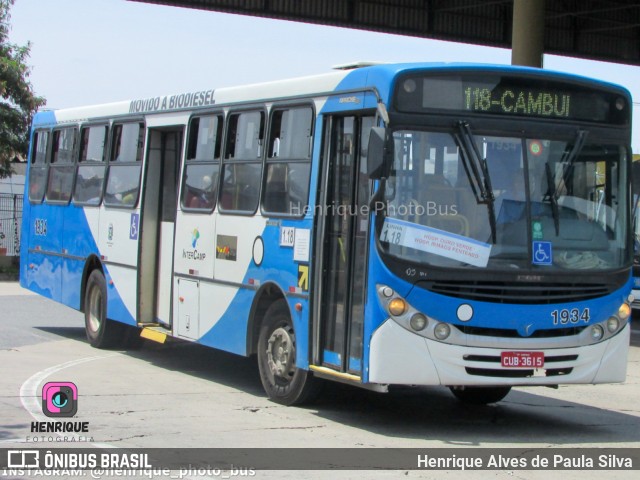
xmin=618 ymin=303 xmax=631 ymax=321
xmin=388 ymin=298 xmax=407 ymax=316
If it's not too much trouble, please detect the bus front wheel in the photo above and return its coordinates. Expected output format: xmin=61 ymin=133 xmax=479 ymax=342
xmin=257 ymin=300 xmax=319 ymax=405
xmin=84 ymin=270 xmax=126 ymax=349
xmin=449 ymin=386 xmax=512 ymax=405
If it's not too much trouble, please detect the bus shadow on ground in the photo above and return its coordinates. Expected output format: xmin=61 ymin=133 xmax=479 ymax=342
xmin=36 ymin=325 xmax=640 ymax=445
xmin=36 ymin=326 xmax=86 ymax=341
xmin=36 ymin=325 xmax=265 ymax=397
xmin=312 ymin=383 xmax=640 ymax=445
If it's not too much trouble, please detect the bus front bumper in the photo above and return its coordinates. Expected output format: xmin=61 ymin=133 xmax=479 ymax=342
xmin=368 ymin=319 xmax=629 ymax=386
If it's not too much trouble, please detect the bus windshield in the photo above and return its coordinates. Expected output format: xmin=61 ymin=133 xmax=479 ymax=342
xmin=633 ymin=162 xmax=640 ymax=265
xmin=379 ymin=129 xmax=629 ymax=271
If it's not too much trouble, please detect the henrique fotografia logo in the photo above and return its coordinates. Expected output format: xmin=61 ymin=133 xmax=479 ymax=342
xmin=28 ymin=382 xmax=92 ymax=441
xmin=42 ymin=382 xmax=78 ymax=418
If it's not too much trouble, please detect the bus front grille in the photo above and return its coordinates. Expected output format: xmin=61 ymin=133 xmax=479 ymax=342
xmin=424 ymin=280 xmax=611 ymax=304
xmin=455 ymin=325 xmax=587 ymax=338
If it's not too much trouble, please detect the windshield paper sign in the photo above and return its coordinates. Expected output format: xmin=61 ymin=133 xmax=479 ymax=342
xmin=381 ymin=218 xmax=492 ymax=267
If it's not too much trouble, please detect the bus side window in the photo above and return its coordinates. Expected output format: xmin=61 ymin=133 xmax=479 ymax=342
xmin=262 ymin=106 xmax=313 ymax=216
xmin=104 ymin=122 xmax=144 ymax=208
xmin=28 ymin=130 xmax=49 ymax=204
xmin=181 ymin=114 xmax=222 ymax=212
xmin=220 ymin=111 xmax=264 ymax=214
xmin=46 ymin=127 xmax=77 ymax=204
xmin=74 ymin=125 xmax=108 ymax=206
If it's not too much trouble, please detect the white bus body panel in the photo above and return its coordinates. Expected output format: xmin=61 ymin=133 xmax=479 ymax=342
xmin=83 ymin=208 xmax=101 ymax=254
xmin=213 ymin=215 xmax=265 ymax=284
xmin=145 ymin=113 xmax=190 ymax=128
xmin=156 ymin=221 xmax=175 ymax=324
xmin=369 ymin=319 xmax=630 ymax=385
xmin=177 ymin=278 xmax=199 ymax=339
xmin=97 ymin=209 xmax=140 ymax=266
xmin=173 ymin=213 xmax=216 ymax=278
xmin=93 ymin=207 xmax=140 ymax=320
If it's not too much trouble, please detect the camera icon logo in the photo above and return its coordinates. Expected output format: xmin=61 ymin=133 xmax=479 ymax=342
xmin=42 ymin=382 xmax=78 ymax=417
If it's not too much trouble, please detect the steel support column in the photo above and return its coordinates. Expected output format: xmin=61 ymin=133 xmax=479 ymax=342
xmin=511 ymin=0 xmax=545 ymax=68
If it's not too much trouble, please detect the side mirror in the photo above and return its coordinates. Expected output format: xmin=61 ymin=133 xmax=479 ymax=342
xmin=367 ymin=127 xmax=388 ymax=179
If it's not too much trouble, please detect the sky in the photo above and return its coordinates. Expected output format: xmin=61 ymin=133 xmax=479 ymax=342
xmin=7 ymin=0 xmax=640 ymax=151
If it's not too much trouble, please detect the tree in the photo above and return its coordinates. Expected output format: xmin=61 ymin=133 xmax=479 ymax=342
xmin=0 ymin=0 xmax=45 ymax=178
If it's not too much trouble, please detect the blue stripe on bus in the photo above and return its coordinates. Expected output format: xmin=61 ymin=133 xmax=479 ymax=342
xmin=197 ymin=217 xmax=313 ymax=363
xmin=403 ymin=276 xmax=632 ymax=337
xmin=21 ymin=203 xmax=136 ymax=326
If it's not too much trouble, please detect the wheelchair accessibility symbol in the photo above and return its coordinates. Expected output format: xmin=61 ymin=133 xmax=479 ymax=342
xmin=532 ymin=241 xmax=552 ymax=265
xmin=129 ymin=213 xmax=140 ymax=240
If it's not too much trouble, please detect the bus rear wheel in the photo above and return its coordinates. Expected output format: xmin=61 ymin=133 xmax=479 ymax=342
xmin=257 ymin=300 xmax=319 ymax=405
xmin=84 ymin=270 xmax=127 ymax=349
xmin=449 ymin=386 xmax=512 ymax=405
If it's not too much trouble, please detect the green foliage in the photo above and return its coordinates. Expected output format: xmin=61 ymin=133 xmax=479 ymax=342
xmin=0 ymin=0 xmax=46 ymax=178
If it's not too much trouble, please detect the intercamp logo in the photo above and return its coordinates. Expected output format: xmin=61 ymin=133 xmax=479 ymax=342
xmin=191 ymin=228 xmax=200 ymax=248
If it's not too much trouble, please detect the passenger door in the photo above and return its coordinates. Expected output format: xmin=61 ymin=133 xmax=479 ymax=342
xmin=314 ymin=115 xmax=374 ymax=376
xmin=138 ymin=127 xmax=184 ymax=327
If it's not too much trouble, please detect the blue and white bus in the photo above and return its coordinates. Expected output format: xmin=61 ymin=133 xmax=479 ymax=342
xmin=21 ymin=63 xmax=634 ymax=405
xmin=632 ymin=160 xmax=640 ymax=311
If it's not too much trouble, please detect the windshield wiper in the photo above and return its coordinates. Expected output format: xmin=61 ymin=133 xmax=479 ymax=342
xmin=543 ymin=130 xmax=588 ymax=236
xmin=454 ymin=121 xmax=497 ymax=243
xmin=560 ymin=130 xmax=588 ymax=189
xmin=544 ymin=162 xmax=560 ymax=235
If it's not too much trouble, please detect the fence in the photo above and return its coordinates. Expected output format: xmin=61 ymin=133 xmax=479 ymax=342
xmin=0 ymin=194 xmax=23 ymax=257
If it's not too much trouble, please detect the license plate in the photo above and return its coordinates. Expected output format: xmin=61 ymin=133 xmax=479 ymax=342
xmin=501 ymin=351 xmax=544 ymax=368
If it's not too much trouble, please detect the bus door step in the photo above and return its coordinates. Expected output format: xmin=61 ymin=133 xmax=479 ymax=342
xmin=140 ymin=325 xmax=170 ymax=344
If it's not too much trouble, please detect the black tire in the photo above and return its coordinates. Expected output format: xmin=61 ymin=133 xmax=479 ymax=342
xmin=257 ymin=300 xmax=320 ymax=405
xmin=84 ymin=270 xmax=127 ymax=349
xmin=449 ymin=386 xmax=512 ymax=405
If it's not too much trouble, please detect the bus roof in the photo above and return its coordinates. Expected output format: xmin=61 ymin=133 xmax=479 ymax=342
xmin=32 ymin=62 xmax=631 ymax=127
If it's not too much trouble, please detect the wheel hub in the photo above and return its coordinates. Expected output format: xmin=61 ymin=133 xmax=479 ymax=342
xmin=266 ymin=327 xmax=295 ymax=380
xmin=88 ymin=287 xmax=102 ymax=333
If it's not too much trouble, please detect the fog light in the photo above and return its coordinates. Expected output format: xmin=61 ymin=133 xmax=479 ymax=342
xmin=607 ymin=316 xmax=620 ymax=333
xmin=628 ymin=294 xmax=635 ymax=304
xmin=618 ymin=303 xmax=631 ymax=320
xmin=388 ymin=298 xmax=407 ymax=316
xmin=434 ymin=323 xmax=451 ymax=340
xmin=410 ymin=313 xmax=428 ymax=331
xmin=382 ymin=286 xmax=394 ymax=298
xmin=590 ymin=325 xmax=604 ymax=341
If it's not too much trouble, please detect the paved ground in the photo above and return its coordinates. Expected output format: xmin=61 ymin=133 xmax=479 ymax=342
xmin=1 ymin=281 xmax=639 ymax=479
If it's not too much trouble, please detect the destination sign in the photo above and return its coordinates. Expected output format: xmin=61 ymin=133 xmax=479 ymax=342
xmin=463 ymin=87 xmax=569 ymax=117
xmin=394 ymin=73 xmax=629 ymax=125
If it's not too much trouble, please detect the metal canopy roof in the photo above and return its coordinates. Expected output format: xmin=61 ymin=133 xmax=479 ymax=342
xmin=130 ymin=0 xmax=640 ymax=66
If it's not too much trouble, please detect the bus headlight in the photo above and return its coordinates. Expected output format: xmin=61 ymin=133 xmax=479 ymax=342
xmin=434 ymin=323 xmax=451 ymax=340
xmin=607 ymin=316 xmax=620 ymax=334
xmin=410 ymin=313 xmax=428 ymax=331
xmin=388 ymin=298 xmax=407 ymax=317
xmin=590 ymin=325 xmax=604 ymax=341
xmin=376 ymin=284 xmax=455 ymax=343
xmin=618 ymin=303 xmax=631 ymax=320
